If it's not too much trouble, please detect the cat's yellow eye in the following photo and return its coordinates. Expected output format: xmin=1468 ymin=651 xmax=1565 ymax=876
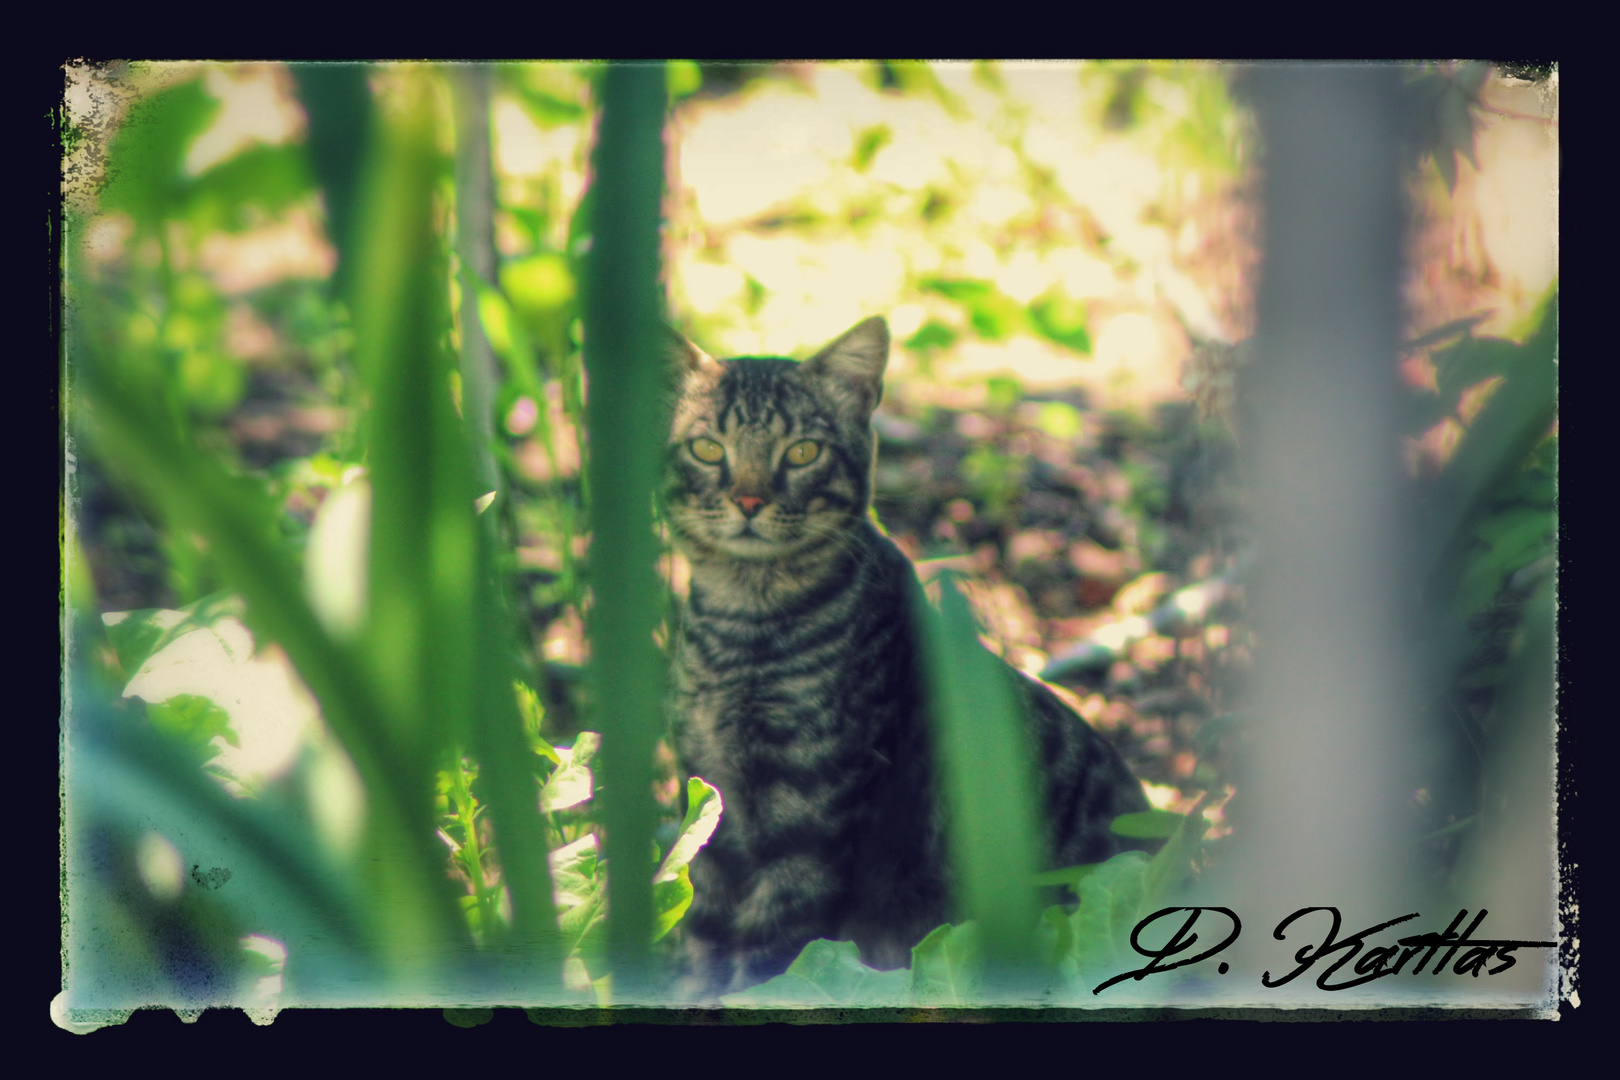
xmin=690 ymin=437 xmax=726 ymax=464
xmin=784 ymin=440 xmax=821 ymax=467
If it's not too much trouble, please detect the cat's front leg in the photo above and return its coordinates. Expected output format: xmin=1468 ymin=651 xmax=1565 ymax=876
xmin=726 ymin=850 xmax=848 ymax=988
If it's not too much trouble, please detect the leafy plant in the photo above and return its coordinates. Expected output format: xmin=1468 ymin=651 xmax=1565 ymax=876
xmin=721 ymin=800 xmax=1213 ymax=1007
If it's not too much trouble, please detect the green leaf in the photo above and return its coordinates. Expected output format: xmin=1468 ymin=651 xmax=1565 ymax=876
xmin=904 ymin=320 xmax=958 ymax=354
xmin=909 ymin=922 xmax=983 ymax=1005
xmin=145 ymin=693 xmax=236 ymax=762
xmin=1070 ymin=850 xmax=1151 ymax=976
xmin=540 ymin=732 xmax=600 ymax=812
xmin=852 ymin=123 xmax=893 ymax=171
xmin=549 ymin=833 xmax=601 ymax=912
xmin=920 ymin=278 xmax=1026 ymax=341
xmin=720 ymin=939 xmax=911 ymax=1007
xmin=1033 ymin=401 xmax=1084 ymax=441
xmin=667 ymin=60 xmax=703 ymax=101
xmin=1032 ymin=863 xmax=1101 ymax=891
xmin=102 ymin=608 xmax=186 ymax=677
xmin=184 ymin=143 xmax=315 ymax=233
xmin=501 ymin=252 xmax=576 ymax=321
xmin=1110 ymin=808 xmax=1185 ymax=840
xmin=514 ymin=681 xmax=559 ymax=763
xmin=513 ymin=84 xmax=588 ymax=129
xmin=1028 ymin=292 xmax=1092 ymax=354
xmin=655 ymin=776 xmax=723 ymax=882
xmin=100 ymin=77 xmax=220 ymax=229
xmin=651 ymin=865 xmax=693 ymax=942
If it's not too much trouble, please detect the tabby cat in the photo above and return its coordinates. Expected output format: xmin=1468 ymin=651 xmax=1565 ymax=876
xmin=663 ymin=316 xmax=1150 ymax=996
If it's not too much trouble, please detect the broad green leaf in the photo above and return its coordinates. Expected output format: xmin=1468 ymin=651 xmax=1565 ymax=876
xmin=655 ymin=776 xmax=723 ymax=882
xmin=909 ymin=921 xmax=984 ymax=1005
xmin=100 ymin=77 xmax=220 ymax=229
xmin=1070 ymin=850 xmax=1151 ymax=976
xmin=184 ymin=143 xmax=315 ymax=233
xmin=720 ymin=939 xmax=911 ymax=1007
xmin=146 ymin=693 xmax=237 ymax=762
xmin=548 ymin=832 xmax=600 ymax=910
xmin=103 ymin=608 xmax=188 ymax=677
xmin=651 ymin=865 xmax=692 ymax=941
xmin=540 ymin=732 xmax=599 ymax=812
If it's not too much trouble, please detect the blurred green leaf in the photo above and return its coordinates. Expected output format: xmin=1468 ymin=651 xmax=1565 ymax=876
xmin=1109 ymin=808 xmax=1184 ymax=840
xmin=1070 ymin=850 xmax=1151 ymax=976
xmin=909 ymin=921 xmax=983 ymax=1005
xmin=502 ymin=252 xmax=576 ymax=319
xmin=145 ymin=693 xmax=237 ymax=762
xmin=904 ymin=320 xmax=958 ymax=355
xmin=720 ymin=939 xmax=911 ymax=1007
xmin=921 ymin=277 xmax=1025 ymax=341
xmin=287 ymin=64 xmax=373 ymax=296
xmin=512 ymin=83 xmax=588 ymax=129
xmin=1034 ymin=401 xmax=1084 ymax=441
xmin=667 ymin=60 xmax=703 ymax=101
xmin=1028 ymin=292 xmax=1092 ymax=355
xmin=185 ymin=143 xmax=315 ymax=233
xmin=101 ymin=77 xmax=220 ymax=229
xmin=852 ymin=123 xmax=893 ymax=172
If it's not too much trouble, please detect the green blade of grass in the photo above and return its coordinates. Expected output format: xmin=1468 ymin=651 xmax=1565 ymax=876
xmin=580 ymin=62 xmax=668 ymax=997
xmin=347 ymin=66 xmax=497 ymax=982
xmin=912 ymin=572 xmax=1044 ymax=990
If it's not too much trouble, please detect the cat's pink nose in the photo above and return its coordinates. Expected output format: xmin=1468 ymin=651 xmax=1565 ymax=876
xmin=734 ymin=495 xmax=766 ymax=516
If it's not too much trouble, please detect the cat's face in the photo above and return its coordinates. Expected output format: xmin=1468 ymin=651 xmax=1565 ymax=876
xmin=664 ymin=318 xmax=889 ymax=562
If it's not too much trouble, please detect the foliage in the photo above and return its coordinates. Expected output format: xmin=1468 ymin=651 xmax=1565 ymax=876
xmin=721 ymin=800 xmax=1212 ymax=1007
xmin=61 ymin=60 xmax=1554 ymax=1017
xmin=61 ymin=62 xmax=690 ymax=1012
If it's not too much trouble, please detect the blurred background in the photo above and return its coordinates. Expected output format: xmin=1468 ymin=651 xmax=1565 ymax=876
xmin=59 ymin=60 xmax=1559 ymax=1016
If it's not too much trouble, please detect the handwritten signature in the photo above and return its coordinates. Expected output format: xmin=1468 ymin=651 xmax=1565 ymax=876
xmin=1094 ymin=907 xmax=1556 ymax=994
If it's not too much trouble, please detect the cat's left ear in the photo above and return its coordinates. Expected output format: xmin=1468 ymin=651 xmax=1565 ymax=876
xmin=803 ymin=316 xmax=889 ymax=420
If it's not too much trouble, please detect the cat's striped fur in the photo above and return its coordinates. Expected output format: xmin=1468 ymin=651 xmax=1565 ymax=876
xmin=664 ymin=316 xmax=1150 ymax=995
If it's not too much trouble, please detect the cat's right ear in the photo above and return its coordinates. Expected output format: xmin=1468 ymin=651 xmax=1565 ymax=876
xmin=665 ymin=327 xmax=722 ymax=379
